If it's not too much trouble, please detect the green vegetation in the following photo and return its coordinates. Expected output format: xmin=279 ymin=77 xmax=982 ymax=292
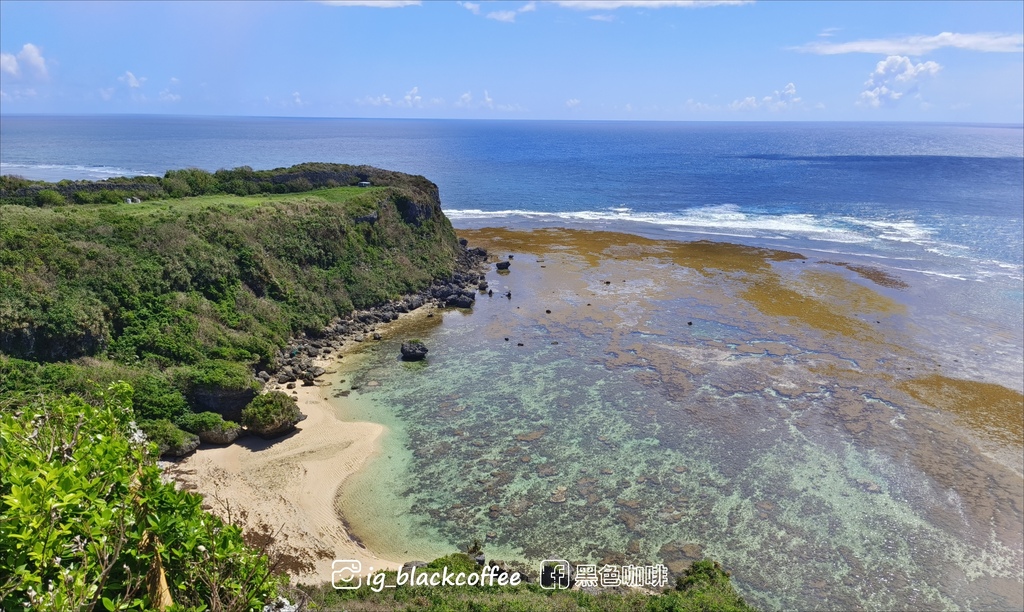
xmin=1 ymin=163 xmax=459 ymax=449
xmin=288 ymin=555 xmax=754 ymax=611
xmin=176 ymin=411 xmax=237 ymax=435
xmin=241 ymin=391 xmax=300 ymax=434
xmin=0 ymin=162 xmax=440 ymax=207
xmin=0 ymin=383 xmax=278 ymax=610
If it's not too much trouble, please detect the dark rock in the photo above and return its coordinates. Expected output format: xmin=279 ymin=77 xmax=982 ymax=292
xmin=478 ymin=280 xmax=489 ymax=290
xmin=198 ymin=424 xmax=243 ymax=445
xmin=402 ymin=561 xmax=428 ymax=573
xmin=401 ymin=341 xmax=429 ymax=361
xmin=495 ymin=261 xmax=511 ymax=271
xmin=250 ymin=416 xmax=301 ymax=439
xmin=189 ymin=385 xmax=258 ymax=424
xmin=309 ymin=365 xmax=326 ymax=378
xmin=354 ymin=211 xmax=379 ymax=224
xmin=459 ymin=238 xmax=469 ymax=247
xmin=160 ymin=432 xmax=200 ymax=458
xmin=447 ymin=294 xmax=475 ymax=309
xmin=258 ymin=370 xmax=271 ymax=382
xmin=394 ymin=195 xmax=433 ymax=226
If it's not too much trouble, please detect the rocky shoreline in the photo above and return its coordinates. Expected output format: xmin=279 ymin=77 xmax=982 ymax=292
xmin=265 ymin=241 xmax=490 ymax=390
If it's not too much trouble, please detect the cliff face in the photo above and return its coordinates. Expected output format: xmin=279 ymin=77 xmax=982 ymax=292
xmin=0 ymin=165 xmax=458 ymax=368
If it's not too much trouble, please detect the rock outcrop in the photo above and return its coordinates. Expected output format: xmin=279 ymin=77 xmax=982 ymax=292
xmin=401 ymin=341 xmax=429 ymax=361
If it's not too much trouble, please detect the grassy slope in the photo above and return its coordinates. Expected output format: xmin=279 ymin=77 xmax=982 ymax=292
xmin=0 ymin=180 xmax=458 ymax=437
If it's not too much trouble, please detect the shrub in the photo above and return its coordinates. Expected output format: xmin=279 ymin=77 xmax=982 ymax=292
xmin=242 ymin=391 xmax=300 ymax=432
xmin=131 ymin=373 xmax=188 ymax=421
xmin=175 ymin=411 xmax=237 ymax=434
xmin=190 ymin=360 xmax=258 ymax=390
xmin=34 ymin=189 xmax=66 ymax=206
xmin=0 ymin=383 xmax=277 ymax=609
xmin=137 ymin=418 xmax=199 ymax=457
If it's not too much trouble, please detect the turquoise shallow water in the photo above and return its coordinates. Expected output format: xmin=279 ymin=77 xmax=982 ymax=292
xmin=328 ymin=233 xmax=1023 ymax=611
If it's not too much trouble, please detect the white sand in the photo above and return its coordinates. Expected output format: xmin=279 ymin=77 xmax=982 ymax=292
xmin=168 ymin=310 xmax=442 ymax=584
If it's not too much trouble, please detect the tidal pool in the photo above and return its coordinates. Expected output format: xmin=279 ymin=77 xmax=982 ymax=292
xmin=331 ymin=228 xmax=1023 ymax=610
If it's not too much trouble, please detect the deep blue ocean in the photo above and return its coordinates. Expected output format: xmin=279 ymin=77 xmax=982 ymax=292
xmin=2 ymin=116 xmax=1022 ymax=276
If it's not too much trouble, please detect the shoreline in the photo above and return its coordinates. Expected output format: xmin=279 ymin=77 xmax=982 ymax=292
xmin=168 ymin=305 xmax=450 ymax=584
xmin=169 ymin=226 xmax=1023 ymax=606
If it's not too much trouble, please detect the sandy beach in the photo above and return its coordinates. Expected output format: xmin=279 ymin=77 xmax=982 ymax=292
xmin=167 ymin=310 xmax=444 ymax=584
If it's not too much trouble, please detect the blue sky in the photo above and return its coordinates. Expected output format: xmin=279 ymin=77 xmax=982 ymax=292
xmin=1 ymin=0 xmax=1022 ymax=122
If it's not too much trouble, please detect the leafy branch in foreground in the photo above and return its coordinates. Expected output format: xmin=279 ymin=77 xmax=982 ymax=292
xmin=0 ymin=383 xmax=279 ymax=610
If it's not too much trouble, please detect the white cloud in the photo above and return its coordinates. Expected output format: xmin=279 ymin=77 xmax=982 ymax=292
xmin=170 ymin=77 xmax=180 ymax=85
xmin=566 ymin=98 xmax=581 ymax=108
xmin=119 ymin=71 xmax=145 ymax=88
xmin=484 ymin=2 xmax=538 ymax=23
xmin=318 ymin=1 xmax=420 ymax=7
xmin=17 ymin=43 xmax=47 ymax=78
xmin=452 ymin=90 xmax=522 ymax=112
xmin=1 ymin=43 xmax=49 ymax=79
xmin=684 ymin=98 xmax=714 ymax=111
xmin=762 ymin=82 xmax=801 ymax=110
xmin=159 ymin=89 xmax=181 ymax=102
xmin=1 ymin=87 xmax=37 ymax=101
xmin=818 ymin=27 xmax=840 ymax=38
xmin=292 ymin=91 xmax=303 ymax=106
xmin=400 ymin=86 xmax=422 ymax=107
xmin=358 ymin=93 xmax=392 ymax=106
xmin=859 ymin=55 xmax=941 ymax=108
xmin=458 ymin=1 xmax=480 ymax=14
xmin=728 ymin=82 xmax=802 ymax=111
xmin=487 ymin=10 xmax=518 ymax=22
xmin=729 ymin=96 xmax=758 ymax=111
xmin=99 ymin=87 xmax=114 ymax=101
xmin=356 ymin=86 xmax=427 ymax=107
xmin=0 ymin=53 xmax=17 ymax=77
xmin=554 ymin=1 xmax=751 ymax=9
xmin=796 ymin=31 xmax=1024 ymax=55
xmin=589 ymin=14 xmax=616 ymax=22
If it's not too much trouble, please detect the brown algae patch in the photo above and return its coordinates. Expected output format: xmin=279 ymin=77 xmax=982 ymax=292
xmin=462 ymin=227 xmax=902 ymax=346
xmin=899 ymin=375 xmax=1024 ymax=446
xmin=821 ymin=260 xmax=910 ymax=290
xmin=797 ymin=270 xmax=906 ymax=316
